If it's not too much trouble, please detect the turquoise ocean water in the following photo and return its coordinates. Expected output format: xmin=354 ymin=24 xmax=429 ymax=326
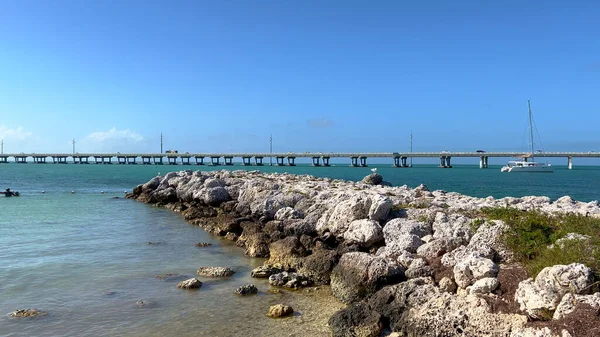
xmin=1 ymin=163 xmax=599 ymax=336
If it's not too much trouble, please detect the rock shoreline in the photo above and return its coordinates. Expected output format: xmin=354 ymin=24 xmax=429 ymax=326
xmin=127 ymin=169 xmax=600 ymax=337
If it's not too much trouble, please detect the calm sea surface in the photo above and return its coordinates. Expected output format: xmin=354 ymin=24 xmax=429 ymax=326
xmin=1 ymin=163 xmax=599 ymax=336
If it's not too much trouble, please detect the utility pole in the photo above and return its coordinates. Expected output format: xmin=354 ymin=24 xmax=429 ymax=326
xmin=72 ymin=138 xmax=76 ymax=154
xmin=269 ymin=134 xmax=273 ymax=166
xmin=1 ymin=139 xmax=3 ymax=154
xmin=410 ymin=131 xmax=413 ymax=167
xmin=160 ymin=133 xmax=163 ymax=154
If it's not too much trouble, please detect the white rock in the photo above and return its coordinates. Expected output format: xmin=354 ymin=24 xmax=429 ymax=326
xmin=552 ymin=292 xmax=600 ymax=320
xmin=368 ymin=194 xmax=392 ymax=221
xmin=467 ymin=277 xmax=499 ymax=295
xmin=343 ymin=219 xmax=383 ymax=246
xmin=453 ymin=257 xmax=499 ymax=289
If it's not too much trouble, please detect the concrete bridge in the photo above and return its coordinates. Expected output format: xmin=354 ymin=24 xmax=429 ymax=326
xmin=1 ymin=152 xmax=599 ymax=169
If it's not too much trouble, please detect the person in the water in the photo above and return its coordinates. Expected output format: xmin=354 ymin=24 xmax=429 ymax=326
xmin=5 ymin=188 xmax=17 ymax=196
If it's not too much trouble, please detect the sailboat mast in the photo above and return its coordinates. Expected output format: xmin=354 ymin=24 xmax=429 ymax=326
xmin=410 ymin=131 xmax=413 ymax=167
xmin=527 ymin=100 xmax=534 ymax=161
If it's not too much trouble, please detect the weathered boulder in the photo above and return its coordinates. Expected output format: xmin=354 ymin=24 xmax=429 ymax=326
xmin=362 ymin=173 xmax=383 ymax=185
xmin=202 ymin=186 xmax=231 ymax=206
xmin=453 ymin=257 xmax=499 ymax=289
xmin=515 ymin=263 xmax=595 ymax=320
xmin=330 ymin=252 xmax=405 ymax=304
xmin=266 ymin=304 xmax=294 ymax=318
xmin=177 ymin=278 xmax=202 ymax=289
xmin=236 ymin=222 xmax=270 ymax=257
xmin=329 ymin=278 xmax=438 ymax=334
xmin=328 ymin=301 xmax=382 ymax=337
xmin=431 ymin=212 xmax=473 ymax=245
xmin=268 ymin=272 xmax=312 ymax=289
xmin=316 ymin=194 xmax=372 ymax=236
xmin=467 ymin=277 xmax=499 ymax=295
xmin=404 ymin=258 xmax=433 ymax=279
xmin=398 ymin=292 xmax=528 ymax=336
xmin=553 ymin=292 xmax=600 ymax=320
xmin=296 ymin=245 xmax=340 ymax=285
xmin=196 ymin=267 xmax=235 ymax=277
xmin=274 ymin=206 xmax=303 ymax=220
xmin=267 ymin=236 xmax=309 ymax=270
xmin=383 ymin=218 xmax=430 ymax=253
xmin=368 ymin=194 xmax=392 ymax=221
xmin=549 ymin=233 xmax=591 ymax=249
xmin=8 ymin=309 xmax=47 ymax=318
xmin=343 ymin=219 xmax=383 ymax=246
xmin=251 ymin=265 xmax=283 ymax=278
xmin=439 ymin=276 xmax=457 ymax=293
xmin=416 ymin=237 xmax=462 ymax=259
xmin=234 ymin=284 xmax=258 ymax=295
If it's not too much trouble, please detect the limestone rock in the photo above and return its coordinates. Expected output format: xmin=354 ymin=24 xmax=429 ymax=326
xmin=266 ymin=304 xmax=294 ymax=318
xmin=405 ymin=258 xmax=433 ymax=279
xmin=439 ymin=277 xmax=457 ymax=293
xmin=515 ymin=263 xmax=594 ymax=320
xmin=368 ymin=194 xmax=392 ymax=221
xmin=553 ymin=292 xmax=600 ymax=320
xmin=398 ymin=292 xmax=528 ymax=336
xmin=330 ymin=252 xmax=404 ymax=304
xmin=467 ymin=277 xmax=499 ymax=295
xmin=234 ymin=284 xmax=258 ymax=295
xmin=251 ymin=265 xmax=283 ymax=278
xmin=328 ymin=301 xmax=382 ymax=337
xmin=196 ymin=267 xmax=235 ymax=277
xmin=274 ymin=206 xmax=303 ymax=220
xmin=177 ymin=278 xmax=202 ymax=289
xmin=362 ymin=173 xmax=383 ymax=185
xmin=268 ymin=272 xmax=312 ymax=289
xmin=202 ymin=186 xmax=231 ymax=206
xmin=343 ymin=219 xmax=383 ymax=246
xmin=8 ymin=309 xmax=47 ymax=318
xmin=453 ymin=257 xmax=499 ymax=289
xmin=267 ymin=236 xmax=309 ymax=270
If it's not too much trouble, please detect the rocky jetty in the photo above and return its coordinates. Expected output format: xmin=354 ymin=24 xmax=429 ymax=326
xmin=128 ymin=169 xmax=600 ymax=336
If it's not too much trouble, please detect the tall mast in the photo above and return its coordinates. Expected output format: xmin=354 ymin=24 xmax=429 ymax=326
xmin=160 ymin=133 xmax=163 ymax=153
xmin=72 ymin=138 xmax=76 ymax=154
xmin=410 ymin=131 xmax=413 ymax=167
xmin=528 ymin=100 xmax=534 ymax=161
xmin=269 ymin=134 xmax=273 ymax=166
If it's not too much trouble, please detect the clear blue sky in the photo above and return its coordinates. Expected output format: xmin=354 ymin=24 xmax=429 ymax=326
xmin=1 ymin=0 xmax=599 ymax=155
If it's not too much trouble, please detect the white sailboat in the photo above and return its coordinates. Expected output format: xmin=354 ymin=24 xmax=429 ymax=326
xmin=501 ymin=100 xmax=553 ymax=173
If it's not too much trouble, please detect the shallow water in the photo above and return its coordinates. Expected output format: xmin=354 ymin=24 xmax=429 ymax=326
xmin=1 ymin=163 xmax=599 ymax=336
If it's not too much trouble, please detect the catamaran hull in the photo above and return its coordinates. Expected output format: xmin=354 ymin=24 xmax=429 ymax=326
xmin=501 ymin=166 xmax=554 ymax=173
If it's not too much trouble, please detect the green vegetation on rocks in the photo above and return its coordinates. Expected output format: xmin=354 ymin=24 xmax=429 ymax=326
xmin=476 ymin=207 xmax=600 ymax=279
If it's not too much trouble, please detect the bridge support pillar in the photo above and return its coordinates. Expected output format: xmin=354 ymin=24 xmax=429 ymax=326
xmin=117 ymin=156 xmax=126 ymax=164
xmin=34 ymin=156 xmax=47 ymax=164
xmin=194 ymin=157 xmax=204 ymax=165
xmin=153 ymin=156 xmax=164 ymax=165
xmin=287 ymin=157 xmax=296 ymax=166
xmin=181 ymin=157 xmax=191 ymax=165
xmin=402 ymin=156 xmax=409 ymax=167
xmin=359 ymin=156 xmax=368 ymax=167
xmin=276 ymin=156 xmax=285 ymax=166
xmin=439 ymin=156 xmax=452 ymax=168
xmin=479 ymin=156 xmax=488 ymax=169
xmin=568 ymin=156 xmax=572 ymax=170
xmin=142 ymin=157 xmax=151 ymax=165
xmin=224 ymin=156 xmax=233 ymax=166
xmin=322 ymin=156 xmax=330 ymax=166
xmin=168 ymin=157 xmax=177 ymax=165
xmin=52 ymin=156 xmax=67 ymax=164
xmin=104 ymin=157 xmax=112 ymax=164
xmin=312 ymin=156 xmax=321 ymax=166
xmin=254 ymin=156 xmax=263 ymax=166
xmin=242 ymin=157 xmax=252 ymax=166
xmin=16 ymin=156 xmax=27 ymax=163
xmin=210 ymin=156 xmax=221 ymax=166
xmin=126 ymin=156 xmax=137 ymax=165
xmin=350 ymin=156 xmax=358 ymax=167
xmin=0 ymin=156 xmax=8 ymax=163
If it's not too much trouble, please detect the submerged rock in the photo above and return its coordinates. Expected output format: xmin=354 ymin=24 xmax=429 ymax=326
xmin=177 ymin=278 xmax=202 ymax=289
xmin=266 ymin=304 xmax=294 ymax=318
xmin=268 ymin=272 xmax=312 ymax=289
xmin=196 ymin=267 xmax=235 ymax=277
xmin=8 ymin=309 xmax=47 ymax=318
xmin=234 ymin=284 xmax=258 ymax=295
